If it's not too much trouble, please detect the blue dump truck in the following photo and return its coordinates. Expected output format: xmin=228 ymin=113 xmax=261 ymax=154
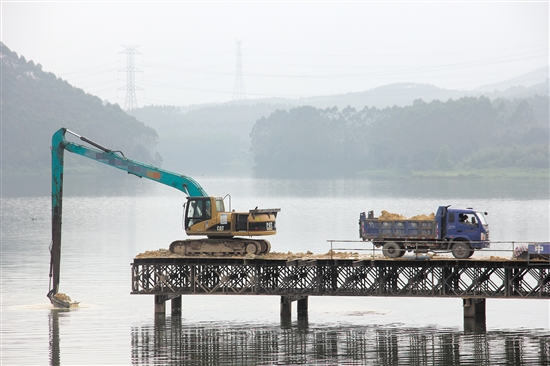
xmin=359 ymin=206 xmax=490 ymax=259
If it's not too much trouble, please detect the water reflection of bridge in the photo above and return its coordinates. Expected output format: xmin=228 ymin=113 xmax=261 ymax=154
xmin=131 ymin=257 xmax=550 ymax=324
xmin=129 ymin=318 xmax=550 ymax=365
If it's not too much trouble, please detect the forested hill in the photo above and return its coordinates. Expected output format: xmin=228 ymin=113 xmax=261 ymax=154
xmin=295 ymin=79 xmax=549 ymax=110
xmin=250 ymin=96 xmax=549 ymax=178
xmin=1 ymin=43 xmax=161 ymax=175
xmin=128 ymin=103 xmax=294 ymax=175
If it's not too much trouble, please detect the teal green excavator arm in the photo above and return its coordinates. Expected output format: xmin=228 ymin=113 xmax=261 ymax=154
xmin=48 ymin=127 xmax=207 ymax=307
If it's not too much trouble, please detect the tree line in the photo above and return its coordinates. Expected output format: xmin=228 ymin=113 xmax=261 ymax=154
xmin=250 ymin=96 xmax=549 ymax=177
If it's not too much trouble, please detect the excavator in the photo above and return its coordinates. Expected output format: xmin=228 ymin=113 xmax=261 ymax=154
xmin=48 ymin=127 xmax=280 ymax=308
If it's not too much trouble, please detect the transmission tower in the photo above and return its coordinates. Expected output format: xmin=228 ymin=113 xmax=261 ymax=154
xmin=119 ymin=45 xmax=142 ymax=110
xmin=232 ymin=40 xmax=246 ymax=101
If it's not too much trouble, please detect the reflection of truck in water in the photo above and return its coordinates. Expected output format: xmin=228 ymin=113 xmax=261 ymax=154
xmin=359 ymin=206 xmax=490 ymax=259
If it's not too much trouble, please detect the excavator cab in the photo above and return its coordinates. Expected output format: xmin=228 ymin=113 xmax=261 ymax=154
xmin=185 ymin=196 xmax=226 ymax=234
xmin=185 ymin=197 xmax=213 ymax=229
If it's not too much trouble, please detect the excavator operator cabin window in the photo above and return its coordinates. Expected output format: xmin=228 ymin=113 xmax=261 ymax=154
xmin=186 ymin=200 xmax=208 ymax=229
xmin=189 ymin=201 xmax=202 ymax=218
xmin=205 ymin=200 xmax=211 ymax=220
xmin=215 ymin=198 xmax=224 ymax=213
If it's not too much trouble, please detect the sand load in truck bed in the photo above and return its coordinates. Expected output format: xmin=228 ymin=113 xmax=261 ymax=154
xmin=379 ymin=210 xmax=435 ymax=221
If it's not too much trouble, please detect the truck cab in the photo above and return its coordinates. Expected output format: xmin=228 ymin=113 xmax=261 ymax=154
xmin=437 ymin=206 xmax=490 ymax=254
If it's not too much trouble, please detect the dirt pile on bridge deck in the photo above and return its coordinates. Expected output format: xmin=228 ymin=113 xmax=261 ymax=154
xmin=135 ymin=249 xmax=382 ymax=260
xmin=258 ymin=250 xmax=372 ymax=260
xmin=135 ymin=249 xmax=177 ymax=258
xmin=135 ymin=249 xmax=513 ymax=261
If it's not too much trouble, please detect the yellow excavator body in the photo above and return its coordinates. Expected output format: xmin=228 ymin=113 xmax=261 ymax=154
xmin=169 ymin=196 xmax=280 ymax=255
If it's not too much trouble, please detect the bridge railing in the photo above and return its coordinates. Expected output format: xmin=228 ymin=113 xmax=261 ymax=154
xmin=327 ymin=240 xmax=550 ymax=261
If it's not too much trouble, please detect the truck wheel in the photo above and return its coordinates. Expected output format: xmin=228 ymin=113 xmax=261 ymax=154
xmin=452 ymin=242 xmax=470 ymax=259
xmin=383 ymin=242 xmax=403 ymax=258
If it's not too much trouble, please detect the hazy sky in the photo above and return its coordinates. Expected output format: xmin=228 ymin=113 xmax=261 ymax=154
xmin=2 ymin=1 xmax=548 ymax=107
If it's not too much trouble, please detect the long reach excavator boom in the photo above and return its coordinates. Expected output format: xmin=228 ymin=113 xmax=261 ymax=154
xmin=48 ymin=128 xmax=279 ymax=308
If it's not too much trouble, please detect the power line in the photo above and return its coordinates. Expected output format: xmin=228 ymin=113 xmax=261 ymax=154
xmin=61 ymin=62 xmax=119 ymax=76
xmin=137 ymin=48 xmax=547 ymax=81
xmin=60 ymin=44 xmax=546 ymax=106
xmin=232 ymin=40 xmax=246 ymax=101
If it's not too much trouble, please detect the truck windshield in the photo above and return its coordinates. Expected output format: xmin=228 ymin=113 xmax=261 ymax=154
xmin=475 ymin=212 xmax=488 ymax=225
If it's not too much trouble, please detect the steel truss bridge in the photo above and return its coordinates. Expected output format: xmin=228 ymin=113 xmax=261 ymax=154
xmin=131 ymin=256 xmax=550 ymax=320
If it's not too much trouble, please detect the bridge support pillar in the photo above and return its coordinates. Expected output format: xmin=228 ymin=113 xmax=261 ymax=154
xmin=280 ymin=295 xmax=308 ymax=323
xmin=297 ymin=297 xmax=308 ymax=317
xmin=155 ymin=295 xmax=167 ymax=315
xmin=171 ymin=296 xmax=182 ymax=316
xmin=463 ymin=298 xmax=485 ymax=319
xmin=280 ymin=296 xmax=292 ymax=328
xmin=463 ymin=298 xmax=486 ymax=332
xmin=280 ymin=296 xmax=292 ymax=318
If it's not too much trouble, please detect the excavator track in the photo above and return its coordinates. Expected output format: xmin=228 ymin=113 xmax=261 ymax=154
xmin=169 ymin=238 xmax=271 ymax=256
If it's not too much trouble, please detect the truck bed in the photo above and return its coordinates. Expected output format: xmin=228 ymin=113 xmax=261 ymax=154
xmin=360 ymin=219 xmax=436 ymax=240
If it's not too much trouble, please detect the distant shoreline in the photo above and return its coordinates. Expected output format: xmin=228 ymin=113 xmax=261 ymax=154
xmin=409 ymin=169 xmax=549 ymax=179
xmin=3 ymin=167 xmax=549 ymax=180
xmin=355 ymin=168 xmax=549 ymax=180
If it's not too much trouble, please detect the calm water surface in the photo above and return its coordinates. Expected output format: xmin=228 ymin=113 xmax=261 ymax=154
xmin=1 ymin=176 xmax=549 ymax=365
